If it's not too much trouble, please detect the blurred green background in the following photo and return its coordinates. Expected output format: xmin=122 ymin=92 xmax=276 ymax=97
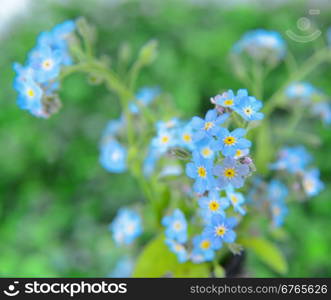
xmin=0 ymin=0 xmax=330 ymax=277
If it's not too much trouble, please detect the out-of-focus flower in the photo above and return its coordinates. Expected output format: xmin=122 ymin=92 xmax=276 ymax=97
xmin=152 ymin=123 xmax=177 ymax=154
xmin=234 ymin=148 xmax=250 ymax=159
xmin=267 ymin=179 xmax=289 ymax=202
xmin=233 ymin=29 xmax=286 ymax=63
xmin=129 ymin=86 xmax=160 ymax=114
xmin=178 ymin=122 xmax=195 ymax=151
xmin=312 ymin=102 xmax=331 ymax=125
xmin=29 ymin=45 xmax=62 ymax=83
xmin=286 ymin=82 xmax=316 ymax=103
xmin=267 ymin=179 xmax=288 ymax=227
xmin=270 ymin=200 xmax=288 ymax=227
xmin=15 ymin=77 xmax=43 ymax=115
xmin=196 ymin=138 xmax=216 ymax=160
xmin=100 ymin=139 xmax=127 ymax=173
xmin=226 ymin=186 xmax=246 ymax=215
xmin=156 ymin=118 xmax=179 ymax=131
xmin=13 ymin=20 xmax=76 ymax=118
xmin=327 ymin=27 xmax=331 ymax=47
xmin=109 ymin=257 xmax=134 ymax=278
xmin=165 ymin=239 xmax=188 ymax=263
xmin=162 ymin=209 xmax=188 ymax=243
xmin=270 ymin=145 xmax=312 ymax=174
xmin=302 ymin=168 xmax=324 ymax=197
xmin=100 ymin=117 xmax=125 ymax=143
xmin=143 ymin=148 xmax=160 ymax=177
xmin=110 ymin=208 xmax=142 ymax=246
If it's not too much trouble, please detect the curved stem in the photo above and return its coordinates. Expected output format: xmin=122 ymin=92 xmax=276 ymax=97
xmin=60 ymin=59 xmax=159 ymax=226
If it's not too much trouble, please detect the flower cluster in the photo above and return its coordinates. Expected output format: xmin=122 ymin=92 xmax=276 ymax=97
xmin=232 ymin=29 xmax=286 ymax=64
xmin=270 ymin=145 xmax=312 ymax=174
xmin=271 ymin=145 xmax=324 ymax=199
xmin=267 ymin=180 xmax=289 ymax=227
xmin=285 ymin=82 xmax=331 ymax=125
xmin=13 ymin=20 xmax=76 ymax=118
xmin=162 ymin=209 xmax=238 ymax=263
xmin=109 ymin=208 xmax=143 ymax=246
xmin=211 ymin=89 xmax=264 ymax=121
xmin=143 ymin=118 xmax=193 ymax=176
xmin=161 ymin=89 xmax=262 ymax=263
xmin=12 ymin=20 xmax=329 ymax=276
xmin=247 ymin=145 xmax=324 ymax=228
xmin=99 ymin=117 xmax=128 ymax=173
xmin=99 ymin=87 xmax=159 ymax=173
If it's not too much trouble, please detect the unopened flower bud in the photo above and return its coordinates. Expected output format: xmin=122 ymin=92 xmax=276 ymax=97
xmin=167 ymin=147 xmax=191 ymax=161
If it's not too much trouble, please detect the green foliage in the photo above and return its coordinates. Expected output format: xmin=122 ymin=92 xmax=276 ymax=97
xmin=133 ymin=235 xmax=210 ymax=277
xmin=240 ymin=237 xmax=288 ymax=275
xmin=0 ymin=0 xmax=330 ymax=277
xmin=254 ymin=121 xmax=274 ymax=175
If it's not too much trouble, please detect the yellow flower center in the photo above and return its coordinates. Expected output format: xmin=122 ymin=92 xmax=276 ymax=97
xmin=201 ymin=147 xmax=212 ymax=157
xmin=224 ymin=136 xmax=236 ymax=145
xmin=223 ymin=99 xmax=234 ymax=106
xmin=272 ymin=206 xmax=280 ymax=216
xmin=161 ymin=135 xmax=170 ymax=144
xmin=204 ymin=121 xmax=214 ymax=131
xmin=173 ymin=221 xmax=182 ymax=231
xmin=182 ymin=133 xmax=192 ymax=142
xmin=197 ymin=166 xmax=207 ymax=178
xmin=174 ymin=243 xmax=184 ymax=252
xmin=230 ymin=195 xmax=238 ymax=204
xmin=224 ymin=168 xmax=236 ymax=178
xmin=303 ymin=179 xmax=314 ymax=192
xmin=294 ymin=85 xmax=305 ymax=94
xmin=42 ymin=59 xmax=53 ymax=70
xmin=200 ymin=240 xmax=211 ymax=250
xmin=208 ymin=200 xmax=220 ymax=212
xmin=235 ymin=149 xmax=242 ymax=157
xmin=215 ymin=225 xmax=227 ymax=237
xmin=26 ymin=88 xmax=35 ymax=98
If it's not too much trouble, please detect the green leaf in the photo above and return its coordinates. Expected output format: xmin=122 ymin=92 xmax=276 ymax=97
xmin=133 ymin=235 xmax=210 ymax=277
xmin=254 ymin=121 xmax=274 ymax=175
xmin=240 ymin=237 xmax=288 ymax=274
xmin=213 ymin=265 xmax=225 ymax=278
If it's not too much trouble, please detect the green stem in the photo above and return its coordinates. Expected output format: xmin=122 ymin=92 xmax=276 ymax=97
xmin=251 ymin=62 xmax=264 ymax=99
xmin=264 ymin=47 xmax=331 ymax=115
xmin=285 ymin=105 xmax=305 ymax=138
xmin=60 ymin=59 xmax=159 ymax=226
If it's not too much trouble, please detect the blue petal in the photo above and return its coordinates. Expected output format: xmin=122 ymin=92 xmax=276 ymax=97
xmin=223 ymin=230 xmax=236 ymax=243
xmin=222 ymin=146 xmax=236 ymax=157
xmin=232 ymin=128 xmax=246 ymax=137
xmin=225 ymin=217 xmax=238 ymax=228
xmin=237 ymin=138 xmax=252 ymax=148
xmin=191 ymin=116 xmax=204 ymax=129
xmin=186 ymin=163 xmax=196 ymax=179
xmin=206 ymin=109 xmax=217 ymax=121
